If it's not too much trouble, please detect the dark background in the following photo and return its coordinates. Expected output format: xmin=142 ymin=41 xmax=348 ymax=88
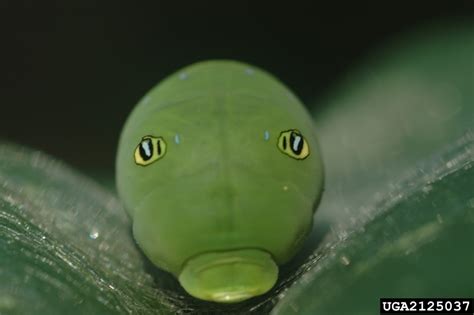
xmin=1 ymin=2 xmax=473 ymax=177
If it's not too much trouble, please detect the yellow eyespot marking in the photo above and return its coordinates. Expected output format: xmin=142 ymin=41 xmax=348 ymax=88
xmin=134 ymin=135 xmax=167 ymax=166
xmin=277 ymin=129 xmax=310 ymax=160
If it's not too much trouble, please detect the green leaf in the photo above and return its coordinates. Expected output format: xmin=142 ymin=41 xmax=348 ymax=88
xmin=272 ymin=22 xmax=474 ymax=314
xmin=1 ymin=22 xmax=473 ymax=315
xmin=0 ymin=143 xmax=185 ymax=314
xmin=272 ymin=135 xmax=474 ymax=314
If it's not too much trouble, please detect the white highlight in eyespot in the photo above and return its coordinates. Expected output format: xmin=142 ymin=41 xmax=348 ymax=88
xmin=141 ymin=141 xmax=151 ymax=156
xmin=174 ymin=134 xmax=180 ymax=144
xmin=292 ymin=135 xmax=302 ymax=151
xmin=179 ymin=72 xmax=188 ymax=80
xmin=245 ymin=68 xmax=254 ymax=75
xmin=264 ymin=130 xmax=270 ymax=141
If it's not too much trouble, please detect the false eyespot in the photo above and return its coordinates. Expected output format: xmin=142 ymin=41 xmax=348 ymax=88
xmin=277 ymin=129 xmax=310 ymax=160
xmin=134 ymin=135 xmax=166 ymax=166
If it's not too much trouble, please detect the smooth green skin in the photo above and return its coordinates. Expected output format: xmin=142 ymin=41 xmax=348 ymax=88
xmin=179 ymin=249 xmax=278 ymax=302
xmin=116 ymin=60 xmax=324 ymax=302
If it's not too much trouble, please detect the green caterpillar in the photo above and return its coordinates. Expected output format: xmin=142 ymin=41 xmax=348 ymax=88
xmin=116 ymin=60 xmax=324 ymax=303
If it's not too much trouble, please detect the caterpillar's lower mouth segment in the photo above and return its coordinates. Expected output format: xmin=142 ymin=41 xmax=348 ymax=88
xmin=178 ymin=249 xmax=278 ymax=303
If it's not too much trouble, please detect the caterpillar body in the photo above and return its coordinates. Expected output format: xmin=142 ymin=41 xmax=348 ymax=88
xmin=116 ymin=60 xmax=324 ymax=303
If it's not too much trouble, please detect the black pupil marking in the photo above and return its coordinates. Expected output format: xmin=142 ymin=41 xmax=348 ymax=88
xmin=157 ymin=139 xmax=162 ymax=155
xmin=282 ymin=136 xmax=287 ymax=150
xmin=139 ymin=139 xmax=153 ymax=161
xmin=290 ymin=132 xmax=304 ymax=155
